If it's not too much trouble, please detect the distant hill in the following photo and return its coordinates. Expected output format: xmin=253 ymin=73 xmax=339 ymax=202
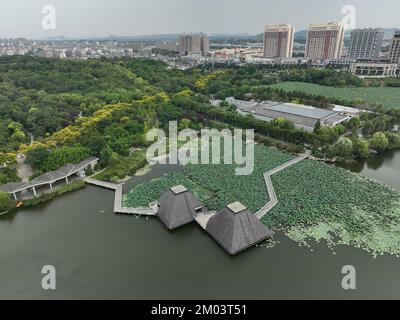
xmin=294 ymin=30 xmax=307 ymax=43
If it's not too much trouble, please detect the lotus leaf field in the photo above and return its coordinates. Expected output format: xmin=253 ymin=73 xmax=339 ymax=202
xmin=124 ymin=145 xmax=295 ymax=212
xmin=269 ymin=160 xmax=400 ymax=256
xmin=124 ymin=144 xmax=400 ymax=256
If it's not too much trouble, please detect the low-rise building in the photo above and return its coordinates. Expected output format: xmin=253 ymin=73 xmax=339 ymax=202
xmin=349 ymin=58 xmax=399 ymax=78
xmin=245 ymin=56 xmax=309 ymax=65
xmin=226 ymin=97 xmax=351 ymax=131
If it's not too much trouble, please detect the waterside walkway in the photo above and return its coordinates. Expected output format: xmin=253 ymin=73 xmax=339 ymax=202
xmin=86 ymin=149 xmax=310 ymax=220
xmin=84 ymin=178 xmax=156 ymax=216
xmin=255 ymin=150 xmax=311 ymax=220
xmin=0 ymin=157 xmax=99 ymax=200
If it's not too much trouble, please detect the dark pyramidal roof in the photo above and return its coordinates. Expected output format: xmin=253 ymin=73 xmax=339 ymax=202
xmin=206 ymin=202 xmax=273 ymax=255
xmin=157 ymin=185 xmax=203 ymax=230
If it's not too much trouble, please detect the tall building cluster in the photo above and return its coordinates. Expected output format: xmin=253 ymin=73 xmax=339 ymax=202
xmin=260 ymin=21 xmax=399 ymax=77
xmin=263 ymin=22 xmax=346 ymax=60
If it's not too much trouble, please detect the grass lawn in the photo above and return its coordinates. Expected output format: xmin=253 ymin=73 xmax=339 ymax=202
xmin=270 ymin=81 xmax=400 ymax=110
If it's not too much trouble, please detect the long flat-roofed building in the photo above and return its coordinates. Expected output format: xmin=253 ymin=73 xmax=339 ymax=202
xmin=350 ymin=58 xmax=399 ymax=78
xmin=263 ymin=24 xmax=294 ymax=58
xmin=305 ymin=22 xmax=344 ymax=60
xmin=226 ymin=97 xmax=351 ymax=131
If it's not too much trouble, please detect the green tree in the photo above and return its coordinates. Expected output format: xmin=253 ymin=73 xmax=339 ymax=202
xmin=345 ymin=117 xmax=361 ymax=133
xmin=8 ymin=121 xmax=23 ymax=131
xmin=273 ymin=118 xmax=295 ymax=130
xmin=179 ymin=118 xmax=191 ymax=130
xmin=335 ymin=137 xmax=353 ymax=158
xmin=26 ymin=146 xmax=51 ymax=169
xmin=370 ymin=132 xmax=389 ymax=152
xmin=314 ymin=120 xmax=321 ymax=133
xmin=41 ymin=146 xmax=90 ymax=172
xmin=81 ymin=133 xmax=108 ymax=157
xmin=353 ymin=138 xmax=369 ymax=159
xmin=0 ymin=192 xmax=14 ymax=213
xmin=386 ymin=132 xmax=400 ymax=149
xmin=362 ymin=120 xmax=374 ymax=137
xmin=99 ymin=146 xmax=114 ymax=168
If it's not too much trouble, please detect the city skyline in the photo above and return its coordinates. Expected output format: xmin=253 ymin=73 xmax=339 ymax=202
xmin=0 ymin=0 xmax=399 ymax=39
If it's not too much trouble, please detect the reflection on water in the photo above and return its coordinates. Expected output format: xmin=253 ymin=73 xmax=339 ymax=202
xmin=336 ymin=150 xmax=400 ymax=190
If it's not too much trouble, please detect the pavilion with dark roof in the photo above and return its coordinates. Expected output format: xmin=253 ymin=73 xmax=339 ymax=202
xmin=0 ymin=157 xmax=98 ymax=200
xmin=156 ymin=185 xmax=204 ymax=230
xmin=154 ymin=186 xmax=274 ymax=255
xmin=205 ymin=202 xmax=273 ymax=255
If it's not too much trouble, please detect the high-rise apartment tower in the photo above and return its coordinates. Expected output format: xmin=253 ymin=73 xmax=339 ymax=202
xmin=348 ymin=28 xmax=384 ymax=59
xmin=263 ymin=24 xmax=294 ymax=58
xmin=305 ymin=22 xmax=344 ymax=60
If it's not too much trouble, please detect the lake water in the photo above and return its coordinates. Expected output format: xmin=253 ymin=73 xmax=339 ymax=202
xmin=1 ymin=152 xmax=400 ymax=299
xmin=336 ymin=149 xmax=400 ymax=190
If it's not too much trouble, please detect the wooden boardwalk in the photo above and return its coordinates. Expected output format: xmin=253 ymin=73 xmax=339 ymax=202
xmin=84 ymin=178 xmax=121 ymax=190
xmin=255 ymin=150 xmax=311 ymax=220
xmin=84 ymin=150 xmax=310 ymax=220
xmin=84 ymin=178 xmax=156 ymax=216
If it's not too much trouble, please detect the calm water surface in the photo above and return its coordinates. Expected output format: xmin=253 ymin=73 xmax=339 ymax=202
xmin=336 ymin=149 xmax=400 ymax=190
xmin=1 ymin=153 xmax=400 ymax=299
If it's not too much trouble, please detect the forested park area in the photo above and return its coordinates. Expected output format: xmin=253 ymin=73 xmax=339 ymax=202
xmin=0 ymin=56 xmax=399 ymax=197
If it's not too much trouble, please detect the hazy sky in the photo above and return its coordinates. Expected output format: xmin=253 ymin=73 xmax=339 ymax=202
xmin=1 ymin=0 xmax=399 ymax=38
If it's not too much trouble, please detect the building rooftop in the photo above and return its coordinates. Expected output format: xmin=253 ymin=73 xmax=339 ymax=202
xmin=266 ymin=103 xmax=336 ymax=120
xmin=157 ymin=186 xmax=203 ymax=230
xmin=0 ymin=182 xmax=30 ymax=194
xmin=206 ymin=204 xmax=273 ymax=255
xmin=170 ymin=185 xmax=188 ymax=195
xmin=31 ymin=157 xmax=99 ymax=186
xmin=226 ymin=97 xmax=339 ymax=121
xmin=0 ymin=157 xmax=99 ymax=193
xmin=227 ymin=202 xmax=247 ymax=214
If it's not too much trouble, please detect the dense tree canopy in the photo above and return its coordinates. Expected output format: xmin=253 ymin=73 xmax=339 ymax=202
xmin=0 ymin=56 xmax=399 ymax=182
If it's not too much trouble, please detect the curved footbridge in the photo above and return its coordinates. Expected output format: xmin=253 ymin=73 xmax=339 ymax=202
xmin=254 ymin=150 xmax=311 ymax=220
xmin=84 ymin=149 xmax=310 ymax=220
xmin=84 ymin=178 xmax=156 ymax=216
